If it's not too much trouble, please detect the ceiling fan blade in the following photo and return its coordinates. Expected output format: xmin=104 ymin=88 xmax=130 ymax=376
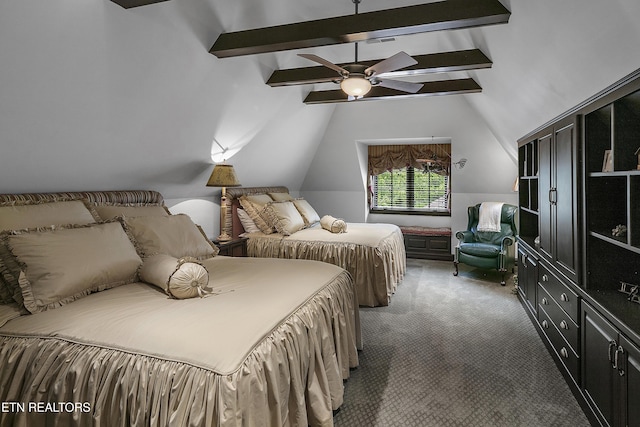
xmin=377 ymin=79 xmax=424 ymax=94
xmin=365 ymin=51 xmax=417 ymax=76
xmin=298 ymin=53 xmax=349 ymax=76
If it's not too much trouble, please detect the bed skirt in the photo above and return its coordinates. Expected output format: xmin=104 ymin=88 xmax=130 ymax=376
xmin=0 ymin=273 xmax=358 ymax=427
xmin=248 ymin=228 xmax=406 ymax=307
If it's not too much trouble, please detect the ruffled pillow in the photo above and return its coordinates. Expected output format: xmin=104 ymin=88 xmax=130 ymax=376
xmin=238 ymin=197 xmax=274 ymax=234
xmin=122 ymin=214 xmax=219 ymax=259
xmin=263 ymin=201 xmax=306 ymax=236
xmin=3 ymin=222 xmax=142 ymax=313
xmin=293 ymin=198 xmax=321 ymax=226
xmin=237 ymin=208 xmax=261 ymax=234
xmin=139 ymin=254 xmax=211 ymax=299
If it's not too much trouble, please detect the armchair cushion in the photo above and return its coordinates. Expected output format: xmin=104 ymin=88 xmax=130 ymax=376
xmin=458 ymin=242 xmax=501 ymax=258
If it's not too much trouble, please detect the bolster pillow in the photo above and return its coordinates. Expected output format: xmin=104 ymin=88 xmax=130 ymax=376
xmin=140 ymin=254 xmax=210 ymax=299
xmin=320 ymin=215 xmax=347 ymax=234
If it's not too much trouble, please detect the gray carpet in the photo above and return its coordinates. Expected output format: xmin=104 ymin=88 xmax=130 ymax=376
xmin=333 ymin=259 xmax=590 ymax=427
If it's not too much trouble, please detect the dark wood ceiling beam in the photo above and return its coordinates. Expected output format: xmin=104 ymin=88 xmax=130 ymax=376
xmin=210 ymin=0 xmax=510 ymax=58
xmin=303 ymin=78 xmax=481 ymax=104
xmin=110 ymin=0 xmax=170 ymax=8
xmin=267 ymin=49 xmax=491 ymax=87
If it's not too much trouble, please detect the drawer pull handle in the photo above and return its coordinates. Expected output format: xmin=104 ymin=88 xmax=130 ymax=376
xmin=560 ymin=347 xmax=569 ymax=358
xmin=609 ymin=340 xmax=617 ymax=364
xmin=614 ymin=346 xmax=625 ymax=377
xmin=560 ymin=293 xmax=569 ymax=302
xmin=542 ymin=320 xmax=549 ymax=329
xmin=542 ymin=274 xmax=549 ymax=282
xmin=560 ymin=320 xmax=568 ymax=330
xmin=541 ymin=298 xmax=548 ymax=305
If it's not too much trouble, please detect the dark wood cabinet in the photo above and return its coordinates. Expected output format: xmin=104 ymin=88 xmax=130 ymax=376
xmin=517 ymin=68 xmax=640 ymax=427
xmin=582 ymin=301 xmax=640 ymax=427
xmin=110 ymin=0 xmax=170 ymax=8
xmin=537 ymin=117 xmax=580 ymax=284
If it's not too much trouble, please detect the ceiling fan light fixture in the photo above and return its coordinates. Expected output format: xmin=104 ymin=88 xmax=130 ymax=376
xmin=340 ymin=75 xmax=372 ymax=97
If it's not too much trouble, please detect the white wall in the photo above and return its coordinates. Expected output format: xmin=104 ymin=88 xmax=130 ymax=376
xmin=0 ymin=0 xmax=333 ymax=200
xmin=301 ymin=93 xmax=518 ymax=250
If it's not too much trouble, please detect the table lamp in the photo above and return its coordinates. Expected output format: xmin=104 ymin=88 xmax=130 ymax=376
xmin=206 ymin=163 xmax=241 ymax=241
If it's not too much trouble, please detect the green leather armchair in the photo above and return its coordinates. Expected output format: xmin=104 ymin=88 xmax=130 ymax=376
xmin=453 ymin=203 xmax=518 ymax=285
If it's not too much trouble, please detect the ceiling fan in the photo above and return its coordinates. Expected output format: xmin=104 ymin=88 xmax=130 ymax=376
xmin=298 ymin=51 xmax=424 ymax=100
xmin=298 ymin=0 xmax=424 ymax=100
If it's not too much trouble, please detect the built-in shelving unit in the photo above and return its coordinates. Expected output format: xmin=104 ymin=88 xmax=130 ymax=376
xmin=517 ymin=69 xmax=640 ymax=427
xmin=518 ymin=139 xmax=539 ymax=248
xmin=584 ymin=88 xmax=640 ymax=311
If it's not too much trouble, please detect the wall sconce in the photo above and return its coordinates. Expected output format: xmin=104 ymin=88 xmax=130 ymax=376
xmin=453 ymin=158 xmax=467 ymax=169
xmin=211 ymin=137 xmax=242 ymax=163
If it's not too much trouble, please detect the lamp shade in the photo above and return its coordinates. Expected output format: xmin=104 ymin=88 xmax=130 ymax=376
xmin=340 ymin=76 xmax=372 ymax=97
xmin=206 ymin=164 xmax=241 ymax=187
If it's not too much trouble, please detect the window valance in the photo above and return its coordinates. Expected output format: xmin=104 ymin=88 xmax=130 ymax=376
xmin=367 ymin=144 xmax=451 ymax=176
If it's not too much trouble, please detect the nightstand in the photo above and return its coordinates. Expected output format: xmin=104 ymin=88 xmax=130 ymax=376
xmin=212 ymin=237 xmax=248 ymax=257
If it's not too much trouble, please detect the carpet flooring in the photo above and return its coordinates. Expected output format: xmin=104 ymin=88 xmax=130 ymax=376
xmin=333 ymin=259 xmax=591 ymax=427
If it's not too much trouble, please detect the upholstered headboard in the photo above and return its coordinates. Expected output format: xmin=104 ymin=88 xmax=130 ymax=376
xmin=225 ymin=186 xmax=289 ymax=239
xmin=0 ymin=190 xmax=165 ymax=206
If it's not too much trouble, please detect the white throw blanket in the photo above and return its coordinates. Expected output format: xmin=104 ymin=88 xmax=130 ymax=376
xmin=477 ymin=202 xmax=504 ymax=232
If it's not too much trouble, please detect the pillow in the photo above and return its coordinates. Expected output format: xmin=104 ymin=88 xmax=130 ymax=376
xmin=0 ymin=199 xmax=99 ymax=232
xmin=3 ymin=222 xmax=142 ymax=313
xmin=94 ymin=204 xmax=170 ymax=221
xmin=0 ymin=199 xmax=100 ymax=305
xmin=320 ymin=215 xmax=348 ymax=234
xmin=263 ymin=201 xmax=306 ymax=236
xmin=243 ymin=194 xmax=273 ymax=207
xmin=269 ymin=192 xmax=294 ymax=202
xmin=238 ymin=197 xmax=274 ymax=234
xmin=293 ymin=198 xmax=321 ymax=226
xmin=139 ymin=254 xmax=211 ymax=299
xmin=237 ymin=208 xmax=261 ymax=234
xmin=123 ymin=214 xmax=219 ymax=259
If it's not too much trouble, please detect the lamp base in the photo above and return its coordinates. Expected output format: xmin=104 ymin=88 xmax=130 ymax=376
xmin=217 ymin=231 xmax=232 ymax=242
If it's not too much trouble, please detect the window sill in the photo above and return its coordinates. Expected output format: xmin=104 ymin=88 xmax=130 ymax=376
xmin=369 ymin=209 xmax=451 ymax=217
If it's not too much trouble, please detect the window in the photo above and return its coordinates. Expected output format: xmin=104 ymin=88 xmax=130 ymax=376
xmin=368 ymin=143 xmax=451 ymax=215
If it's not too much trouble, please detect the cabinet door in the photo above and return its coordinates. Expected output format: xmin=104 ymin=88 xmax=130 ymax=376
xmin=538 ymin=132 xmax=554 ymax=261
xmin=554 ymin=119 xmax=579 ymax=283
xmin=525 ymin=253 xmax=538 ymax=312
xmin=518 ymin=249 xmax=539 ymax=314
xmin=621 ymin=334 xmax=640 ymax=427
xmin=582 ymin=303 xmax=617 ymax=427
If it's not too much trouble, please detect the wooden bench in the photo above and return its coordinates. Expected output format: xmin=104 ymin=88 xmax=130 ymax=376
xmin=400 ymin=226 xmax=453 ymax=261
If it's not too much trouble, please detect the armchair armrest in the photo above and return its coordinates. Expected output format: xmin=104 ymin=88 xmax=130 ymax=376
xmin=455 ymin=230 xmax=475 ymax=243
xmin=500 ymin=235 xmax=515 ymax=250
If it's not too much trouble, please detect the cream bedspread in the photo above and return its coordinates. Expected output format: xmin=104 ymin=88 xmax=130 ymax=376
xmin=246 ymin=223 xmax=406 ymax=307
xmin=0 ymin=257 xmax=359 ymax=427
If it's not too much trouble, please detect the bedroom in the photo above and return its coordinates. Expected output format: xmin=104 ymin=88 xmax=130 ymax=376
xmin=1 ymin=0 xmax=640 ymax=426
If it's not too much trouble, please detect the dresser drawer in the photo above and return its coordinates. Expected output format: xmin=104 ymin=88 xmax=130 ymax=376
xmin=539 ymin=264 xmax=579 ymax=323
xmin=538 ymin=283 xmax=579 ymax=352
xmin=538 ymin=305 xmax=579 ymax=382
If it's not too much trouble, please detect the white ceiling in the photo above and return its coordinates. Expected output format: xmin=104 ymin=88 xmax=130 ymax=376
xmin=0 ymin=0 xmax=639 ymax=199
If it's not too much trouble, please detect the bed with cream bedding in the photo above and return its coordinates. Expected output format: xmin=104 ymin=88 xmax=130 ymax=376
xmin=226 ymin=187 xmax=406 ymax=307
xmin=0 ymin=190 xmax=359 ymax=427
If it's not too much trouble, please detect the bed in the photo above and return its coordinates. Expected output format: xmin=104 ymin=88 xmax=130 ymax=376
xmin=225 ymin=187 xmax=406 ymax=307
xmin=0 ymin=190 xmax=359 ymax=427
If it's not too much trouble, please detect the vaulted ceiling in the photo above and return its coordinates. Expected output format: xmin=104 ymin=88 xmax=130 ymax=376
xmin=209 ymin=0 xmax=509 ymax=103
xmin=1 ymin=0 xmax=639 ymax=201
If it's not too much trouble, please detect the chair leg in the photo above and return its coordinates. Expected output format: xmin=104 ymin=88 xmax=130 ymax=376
xmin=501 ymin=271 xmax=506 ymax=286
xmin=453 ymin=261 xmax=459 ymax=276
